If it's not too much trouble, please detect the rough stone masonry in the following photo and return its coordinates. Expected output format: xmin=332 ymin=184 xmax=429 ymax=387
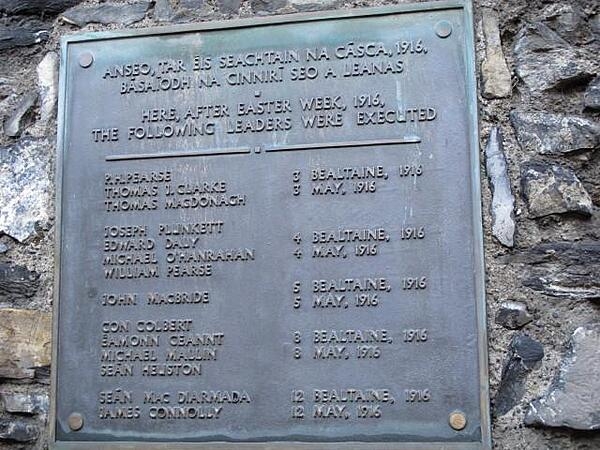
xmin=0 ymin=0 xmax=598 ymax=449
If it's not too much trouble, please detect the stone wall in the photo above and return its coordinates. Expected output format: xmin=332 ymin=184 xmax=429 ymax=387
xmin=0 ymin=0 xmax=598 ymax=448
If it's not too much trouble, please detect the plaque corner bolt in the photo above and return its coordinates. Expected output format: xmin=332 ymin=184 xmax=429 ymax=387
xmin=79 ymin=52 xmax=94 ymax=68
xmin=435 ymin=21 xmax=453 ymax=38
xmin=67 ymin=412 xmax=84 ymax=431
xmin=449 ymin=410 xmax=467 ymax=431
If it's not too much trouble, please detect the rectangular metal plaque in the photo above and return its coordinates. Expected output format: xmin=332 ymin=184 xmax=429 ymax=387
xmin=52 ymin=1 xmax=490 ymax=448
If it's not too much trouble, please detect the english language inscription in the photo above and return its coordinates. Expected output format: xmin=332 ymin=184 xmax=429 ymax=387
xmin=52 ymin=2 xmax=490 ymax=449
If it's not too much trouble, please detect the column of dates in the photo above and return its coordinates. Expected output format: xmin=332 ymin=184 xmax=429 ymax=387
xmin=283 ymin=149 xmax=434 ymax=425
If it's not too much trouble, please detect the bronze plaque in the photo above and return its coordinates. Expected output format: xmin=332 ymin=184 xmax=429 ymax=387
xmin=52 ymin=1 xmax=490 ymax=448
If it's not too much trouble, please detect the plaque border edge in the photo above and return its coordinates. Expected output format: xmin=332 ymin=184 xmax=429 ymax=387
xmin=50 ymin=1 xmax=491 ymax=448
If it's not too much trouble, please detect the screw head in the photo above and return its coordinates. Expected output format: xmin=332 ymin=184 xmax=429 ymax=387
xmin=435 ymin=20 xmax=453 ymax=38
xmin=67 ymin=412 xmax=84 ymax=431
xmin=449 ymin=410 xmax=467 ymax=430
xmin=79 ymin=52 xmax=94 ymax=68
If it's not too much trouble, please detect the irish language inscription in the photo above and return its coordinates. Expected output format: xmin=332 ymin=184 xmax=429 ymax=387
xmin=54 ymin=4 xmax=488 ymax=448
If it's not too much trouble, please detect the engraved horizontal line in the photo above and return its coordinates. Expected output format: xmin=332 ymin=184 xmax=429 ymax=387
xmin=265 ymin=137 xmax=421 ymax=152
xmin=105 ymin=148 xmax=251 ymax=161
